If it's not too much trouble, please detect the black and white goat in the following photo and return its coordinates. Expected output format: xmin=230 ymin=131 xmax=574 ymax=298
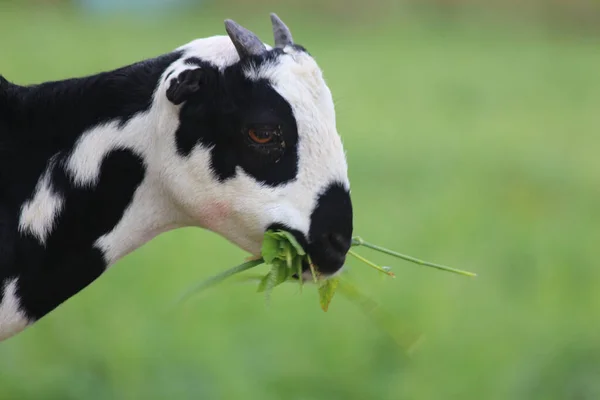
xmin=0 ymin=14 xmax=353 ymax=341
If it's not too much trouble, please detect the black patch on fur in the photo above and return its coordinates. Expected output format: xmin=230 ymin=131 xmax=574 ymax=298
xmin=4 ymin=51 xmax=181 ymax=143
xmin=0 ymin=51 xmax=177 ymax=321
xmin=173 ymin=50 xmax=299 ymax=186
xmin=0 ymin=204 xmax=17 ymax=306
xmin=306 ymin=183 xmax=353 ymax=275
xmin=14 ymin=149 xmax=146 ymax=320
xmin=290 ymin=44 xmax=309 ymax=54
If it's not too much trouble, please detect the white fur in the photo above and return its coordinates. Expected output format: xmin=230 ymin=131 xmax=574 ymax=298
xmin=95 ymin=175 xmax=185 ymax=265
xmin=0 ymin=279 xmax=30 ymax=341
xmin=65 ymin=116 xmax=156 ymax=187
xmin=176 ymin=36 xmax=241 ymax=68
xmin=18 ymin=156 xmax=65 ymax=244
xmin=175 ymin=35 xmax=272 ymax=70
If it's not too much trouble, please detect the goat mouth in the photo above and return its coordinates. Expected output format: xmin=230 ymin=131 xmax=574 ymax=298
xmin=265 ymin=222 xmax=309 ymax=246
xmin=264 ymin=223 xmax=347 ymax=280
xmin=290 ymin=258 xmax=311 ymax=280
xmin=290 ymin=259 xmax=344 ymax=281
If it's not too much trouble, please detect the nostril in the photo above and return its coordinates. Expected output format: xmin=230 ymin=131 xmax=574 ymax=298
xmin=307 ymin=232 xmax=351 ymax=275
xmin=325 ymin=232 xmax=350 ymax=254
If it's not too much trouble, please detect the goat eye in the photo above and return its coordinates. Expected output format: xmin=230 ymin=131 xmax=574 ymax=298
xmin=248 ymin=127 xmax=277 ymax=144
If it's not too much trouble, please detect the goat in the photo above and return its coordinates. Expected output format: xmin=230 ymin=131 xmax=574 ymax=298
xmin=0 ymin=14 xmax=353 ymax=341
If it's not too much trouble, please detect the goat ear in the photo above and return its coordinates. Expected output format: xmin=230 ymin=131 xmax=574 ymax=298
xmin=166 ymin=68 xmax=205 ymax=105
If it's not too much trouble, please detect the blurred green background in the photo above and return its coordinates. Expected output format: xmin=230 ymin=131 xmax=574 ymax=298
xmin=1 ymin=0 xmax=599 ymax=399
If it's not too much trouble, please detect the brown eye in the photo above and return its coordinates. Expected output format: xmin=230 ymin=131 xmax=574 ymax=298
xmin=248 ymin=128 xmax=275 ymax=144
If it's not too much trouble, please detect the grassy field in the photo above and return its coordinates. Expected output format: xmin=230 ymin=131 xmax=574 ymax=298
xmin=1 ymin=3 xmax=599 ymax=399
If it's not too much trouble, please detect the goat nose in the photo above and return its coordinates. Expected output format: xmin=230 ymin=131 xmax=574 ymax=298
xmin=308 ymin=231 xmax=351 ymax=275
xmin=324 ymin=232 xmax=351 ymax=255
xmin=307 ymin=182 xmax=353 ymax=275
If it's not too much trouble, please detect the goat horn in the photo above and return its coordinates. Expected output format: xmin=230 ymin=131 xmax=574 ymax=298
xmin=270 ymin=13 xmax=293 ymax=48
xmin=224 ymin=19 xmax=266 ymax=58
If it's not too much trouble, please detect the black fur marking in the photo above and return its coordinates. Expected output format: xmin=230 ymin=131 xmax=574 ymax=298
xmin=290 ymin=44 xmax=309 ymax=54
xmin=306 ymin=183 xmax=353 ymax=275
xmin=0 ymin=205 xmax=17 ymax=306
xmin=0 ymin=75 xmax=10 ymax=103
xmin=173 ymin=51 xmax=299 ymax=186
xmin=0 ymin=51 xmax=177 ymax=321
xmin=14 ymin=149 xmax=146 ymax=320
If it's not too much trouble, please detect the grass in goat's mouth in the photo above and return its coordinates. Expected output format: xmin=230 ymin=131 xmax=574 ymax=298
xmin=175 ymin=229 xmax=476 ymax=353
xmin=177 ymin=230 xmax=476 ymax=309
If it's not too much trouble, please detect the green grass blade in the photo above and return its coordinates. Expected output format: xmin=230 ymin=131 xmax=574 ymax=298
xmin=295 ymin=256 xmax=303 ymax=292
xmin=175 ymin=258 xmax=264 ymax=305
xmin=307 ymin=255 xmax=319 ymax=283
xmin=348 ymin=250 xmax=396 ymax=277
xmin=353 ymin=237 xmax=476 ymax=277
